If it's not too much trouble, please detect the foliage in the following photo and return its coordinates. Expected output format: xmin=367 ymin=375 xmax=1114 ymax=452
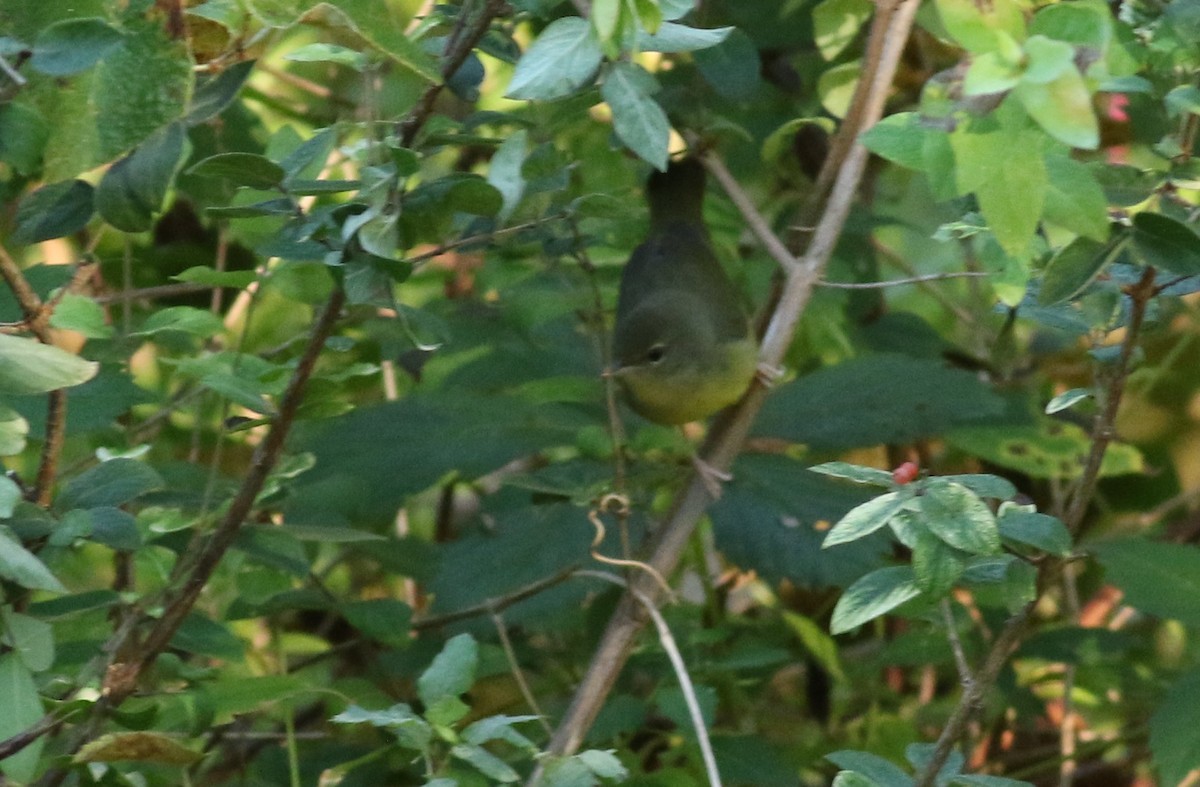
xmin=0 ymin=0 xmax=1199 ymax=785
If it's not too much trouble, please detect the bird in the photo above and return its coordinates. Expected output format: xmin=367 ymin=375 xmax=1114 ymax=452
xmin=611 ymin=156 xmax=759 ymax=444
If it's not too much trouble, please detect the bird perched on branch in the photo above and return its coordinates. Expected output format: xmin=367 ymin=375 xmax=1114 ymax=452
xmin=611 ymin=157 xmax=758 ymax=428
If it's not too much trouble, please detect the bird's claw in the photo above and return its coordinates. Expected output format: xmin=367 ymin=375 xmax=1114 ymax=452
xmin=693 ymin=455 xmax=732 ymax=500
xmin=756 ymin=362 xmax=786 ymax=388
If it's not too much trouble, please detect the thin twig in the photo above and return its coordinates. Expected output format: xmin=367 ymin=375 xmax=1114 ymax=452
xmin=574 ymin=571 xmax=721 ymax=787
xmin=940 ymin=600 xmax=974 ymax=689
xmin=915 ymin=607 xmax=1033 ymax=787
xmin=0 ymin=53 xmax=26 ymax=87
xmin=490 ymin=606 xmax=554 ymax=735
xmin=1063 ymin=266 xmax=1157 ymax=532
xmin=411 ymin=563 xmax=579 ymax=630
xmin=818 ymin=271 xmax=989 ymax=289
xmin=700 ymin=152 xmax=799 ymax=272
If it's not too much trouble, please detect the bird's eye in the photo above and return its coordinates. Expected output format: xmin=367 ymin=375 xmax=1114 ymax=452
xmin=646 ymin=344 xmax=666 ymax=364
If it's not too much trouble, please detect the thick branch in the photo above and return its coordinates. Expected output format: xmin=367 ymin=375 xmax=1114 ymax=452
xmin=534 ymin=0 xmax=920 ymax=771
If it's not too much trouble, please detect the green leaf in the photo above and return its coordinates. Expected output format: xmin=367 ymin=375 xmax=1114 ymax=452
xmin=818 ymin=61 xmax=860 ymax=118
xmin=575 ymin=749 xmax=628 ymax=779
xmin=30 ymin=17 xmax=123 ymax=76
xmin=1013 ymin=69 xmax=1099 ymax=150
xmin=1093 ymin=539 xmax=1200 ymax=625
xmin=1166 ymin=85 xmax=1200 ymax=118
xmin=342 ymin=599 xmax=412 ymax=647
xmin=783 ymin=611 xmax=846 ymax=682
xmin=938 ymin=474 xmax=1017 ymax=500
xmin=964 ymin=50 xmax=1022 ymax=95
xmin=89 ymin=507 xmax=142 ymax=551
xmin=912 ymin=529 xmax=966 ymax=596
xmin=826 ymin=750 xmax=911 ymax=787
xmin=0 ymin=476 xmax=20 ymax=517
xmin=284 ymin=43 xmax=368 ymax=70
xmin=754 ymin=355 xmax=1005 ymax=450
xmin=487 ymin=130 xmax=528 ymax=223
xmin=320 ymin=0 xmax=439 ymax=80
xmin=830 ymin=566 xmax=922 ymax=634
xmin=96 ymin=121 xmax=191 ymax=232
xmin=185 ymin=59 xmax=256 ymax=125
xmin=0 ymin=103 xmax=49 ymax=175
xmin=462 ymin=715 xmax=539 ymax=750
xmin=693 ymin=28 xmax=762 ymax=99
xmin=58 ymin=459 xmax=163 ymax=510
xmin=171 ymin=613 xmax=245 ymax=660
xmin=1149 ymin=669 xmax=1200 ymax=787
xmin=1 ymin=608 xmax=54 ymax=671
xmin=1038 ymin=237 xmax=1112 ymax=305
xmin=952 ymin=118 xmax=1046 ymax=256
xmin=592 ymin=0 xmax=621 ymax=43
xmin=860 ymin=112 xmax=927 ymax=170
xmin=188 ymin=152 xmax=286 ymax=190
xmin=637 ymin=22 xmax=733 ymax=52
xmin=0 ymin=333 xmax=98 ymax=395
xmin=601 ymin=62 xmax=669 ymax=170
xmin=919 ymin=481 xmax=1001 ymax=555
xmin=507 ymin=16 xmax=603 ymax=100
xmin=1045 ymin=388 xmax=1091 ymax=414
xmin=174 ymin=267 xmax=259 ymax=288
xmin=997 ymin=510 xmax=1071 ymax=555
xmin=12 ymin=179 xmax=95 ymax=245
xmin=1131 ymin=213 xmax=1200 ymax=276
xmin=809 ymin=462 xmax=895 ymax=487
xmin=0 ymin=406 xmax=29 ymax=457
xmin=0 ymin=526 xmax=67 ymax=593
xmin=451 ymin=743 xmax=520 ymax=782
xmin=417 ymin=633 xmax=478 ymax=706
xmin=935 ymin=0 xmax=1026 ymax=52
xmin=1021 ymin=35 xmax=1075 ymax=84
xmin=134 ymin=306 xmax=226 ymax=338
xmin=813 ymin=0 xmax=873 ymax=61
xmin=0 ymin=653 xmax=45 ymax=782
xmin=1029 ymin=1 xmax=1109 ymax=48
xmin=91 ymin=18 xmax=193 ymax=163
xmin=1042 ymin=152 xmax=1109 ymax=241
xmin=950 ymin=418 xmax=1143 ymax=480
xmin=823 ymin=491 xmax=912 ymax=547
xmin=49 ymin=294 xmax=114 ymax=339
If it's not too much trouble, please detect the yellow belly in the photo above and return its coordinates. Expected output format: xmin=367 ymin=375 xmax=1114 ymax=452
xmin=618 ymin=338 xmax=758 ymax=425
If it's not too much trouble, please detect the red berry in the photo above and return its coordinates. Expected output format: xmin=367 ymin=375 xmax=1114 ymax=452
xmin=892 ymin=461 xmax=919 ymax=485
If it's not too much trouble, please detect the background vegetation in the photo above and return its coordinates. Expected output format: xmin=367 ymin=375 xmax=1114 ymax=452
xmin=1 ymin=0 xmax=1199 ymax=784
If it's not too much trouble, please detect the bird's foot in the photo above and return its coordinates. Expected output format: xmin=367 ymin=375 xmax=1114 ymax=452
xmin=693 ymin=454 xmax=732 ymax=500
xmin=756 ymin=362 xmax=786 ymax=388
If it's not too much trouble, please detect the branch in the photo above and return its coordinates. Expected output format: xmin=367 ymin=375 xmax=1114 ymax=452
xmin=1063 ymin=266 xmax=1157 ymax=532
xmin=397 ymin=0 xmax=511 ymax=147
xmin=0 ymin=243 xmax=67 ymax=506
xmin=27 ymin=290 xmax=346 ymax=783
xmin=914 ymin=265 xmax=1159 ymax=786
xmin=533 ymin=0 xmax=921 ymax=772
xmin=915 ymin=608 xmax=1033 ymax=787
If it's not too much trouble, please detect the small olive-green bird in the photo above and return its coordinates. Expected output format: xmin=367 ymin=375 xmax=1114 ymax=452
xmin=612 ymin=158 xmax=758 ymax=425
